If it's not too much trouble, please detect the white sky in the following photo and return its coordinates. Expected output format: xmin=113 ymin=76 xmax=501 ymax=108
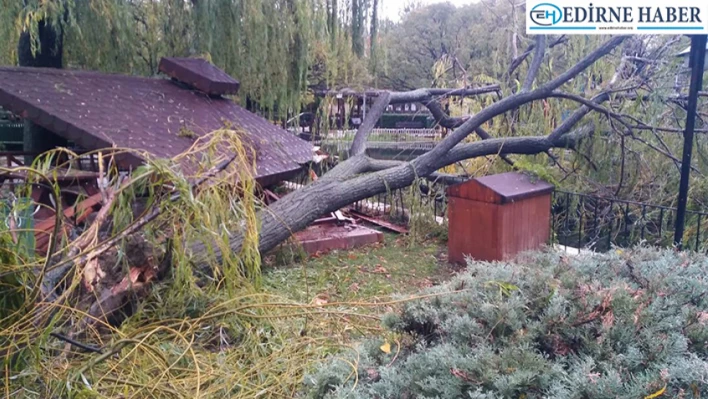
xmin=381 ymin=0 xmax=480 ymax=22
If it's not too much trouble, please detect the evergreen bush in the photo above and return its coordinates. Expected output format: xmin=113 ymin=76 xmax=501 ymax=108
xmin=305 ymin=248 xmax=708 ymax=398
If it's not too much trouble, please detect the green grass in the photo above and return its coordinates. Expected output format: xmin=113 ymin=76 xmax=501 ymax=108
xmin=263 ymin=234 xmax=454 ymax=305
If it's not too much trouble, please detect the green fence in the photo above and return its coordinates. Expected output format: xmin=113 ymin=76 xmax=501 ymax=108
xmin=378 ymin=113 xmax=435 ymax=129
xmin=0 ymin=108 xmax=24 ymax=151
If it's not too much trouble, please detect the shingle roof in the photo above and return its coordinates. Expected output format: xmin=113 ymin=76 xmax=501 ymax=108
xmin=0 ymin=62 xmax=312 ymax=185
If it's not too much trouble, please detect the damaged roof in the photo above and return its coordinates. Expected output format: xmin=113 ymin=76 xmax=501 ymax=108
xmin=0 ymin=58 xmax=312 ymax=184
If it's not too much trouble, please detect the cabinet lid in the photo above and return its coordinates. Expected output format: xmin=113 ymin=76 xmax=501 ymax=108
xmin=446 ymin=172 xmax=554 ymax=204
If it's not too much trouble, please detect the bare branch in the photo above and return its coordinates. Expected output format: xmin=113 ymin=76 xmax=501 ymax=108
xmin=315 ymin=85 xmax=500 ymax=102
xmin=506 ymin=35 xmax=567 ymax=78
xmin=387 ymin=85 xmax=501 ymax=104
xmin=541 ymin=36 xmax=626 ymax=92
xmin=360 ymin=129 xmax=590 ymax=175
xmin=413 ymin=36 xmax=626 ymax=176
xmin=521 ymin=35 xmax=546 ymax=93
xmin=350 ymin=92 xmax=391 ymax=156
xmin=547 ymin=92 xmax=610 ymax=141
xmin=424 ymin=100 xmax=515 ymax=166
xmin=326 ymin=85 xmax=504 ymax=177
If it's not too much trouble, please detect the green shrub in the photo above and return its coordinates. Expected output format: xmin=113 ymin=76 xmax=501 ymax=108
xmin=305 ymin=248 xmax=708 ymax=398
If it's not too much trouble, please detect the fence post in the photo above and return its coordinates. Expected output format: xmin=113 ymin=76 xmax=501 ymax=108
xmin=674 ymin=34 xmax=707 ymax=249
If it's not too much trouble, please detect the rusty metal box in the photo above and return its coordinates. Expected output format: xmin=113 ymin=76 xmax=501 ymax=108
xmin=446 ymin=172 xmax=553 ymax=263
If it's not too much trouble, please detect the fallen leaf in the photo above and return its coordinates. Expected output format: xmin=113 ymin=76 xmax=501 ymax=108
xmin=644 ymin=384 xmax=666 ymax=399
xmin=373 ymin=265 xmax=388 ymax=274
xmin=312 ymin=293 xmax=329 ymax=306
xmin=380 ymin=341 xmax=391 ymax=354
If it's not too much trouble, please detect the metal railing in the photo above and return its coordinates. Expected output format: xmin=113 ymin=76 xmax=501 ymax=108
xmin=551 ymin=190 xmax=708 ymax=252
xmin=293 ymin=128 xmax=444 ymax=147
xmin=349 ymin=181 xmax=448 ymax=224
xmin=323 ymin=128 xmax=442 ymax=141
xmin=286 ymin=163 xmax=708 ymax=252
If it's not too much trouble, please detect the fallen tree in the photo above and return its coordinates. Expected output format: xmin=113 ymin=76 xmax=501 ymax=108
xmin=189 ymin=35 xmax=628 ymax=266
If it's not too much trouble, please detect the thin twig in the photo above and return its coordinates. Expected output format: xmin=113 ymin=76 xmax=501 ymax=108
xmin=49 ymin=332 xmax=103 ymax=353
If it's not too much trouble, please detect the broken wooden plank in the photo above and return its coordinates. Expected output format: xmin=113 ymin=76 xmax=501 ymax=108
xmin=34 ymin=192 xmax=104 ymax=254
xmin=347 ymin=210 xmax=409 ymax=234
xmin=333 ymin=210 xmax=347 ymax=222
xmin=264 ymin=189 xmax=280 ymax=204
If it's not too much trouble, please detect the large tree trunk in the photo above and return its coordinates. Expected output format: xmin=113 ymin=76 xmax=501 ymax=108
xmin=18 ymin=20 xmax=63 ymax=68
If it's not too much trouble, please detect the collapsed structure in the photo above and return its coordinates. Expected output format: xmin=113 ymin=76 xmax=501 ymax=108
xmin=0 ymin=57 xmax=313 ymax=186
xmin=0 ymin=58 xmax=316 ymax=253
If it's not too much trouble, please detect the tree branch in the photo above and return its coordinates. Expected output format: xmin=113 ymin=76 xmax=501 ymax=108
xmin=506 ymin=35 xmax=567 ymax=78
xmin=521 ymin=35 xmax=546 ymax=93
xmin=366 ymin=122 xmax=594 ymax=175
xmin=424 ymin=100 xmax=515 ymax=166
xmin=412 ymin=36 xmax=626 ymax=176
xmin=350 ymin=92 xmax=391 ymax=156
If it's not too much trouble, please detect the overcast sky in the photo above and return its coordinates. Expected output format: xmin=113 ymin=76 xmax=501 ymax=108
xmin=381 ymin=0 xmax=480 ymax=22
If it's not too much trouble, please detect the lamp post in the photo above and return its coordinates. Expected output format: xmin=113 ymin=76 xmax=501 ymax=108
xmin=674 ymin=34 xmax=707 ymax=249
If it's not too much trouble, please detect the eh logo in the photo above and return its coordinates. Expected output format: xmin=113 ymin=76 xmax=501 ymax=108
xmin=530 ymin=3 xmax=563 ymax=26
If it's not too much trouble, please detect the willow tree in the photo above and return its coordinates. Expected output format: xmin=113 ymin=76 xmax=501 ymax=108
xmin=2 ymin=0 xmax=340 ymax=115
xmin=350 ymin=0 xmax=367 ymax=58
xmin=368 ymin=0 xmax=379 ymax=73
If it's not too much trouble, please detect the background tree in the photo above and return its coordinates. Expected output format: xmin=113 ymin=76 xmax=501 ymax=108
xmin=2 ymin=0 xmax=369 ymax=116
xmin=374 ymin=2 xmax=505 ymax=90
